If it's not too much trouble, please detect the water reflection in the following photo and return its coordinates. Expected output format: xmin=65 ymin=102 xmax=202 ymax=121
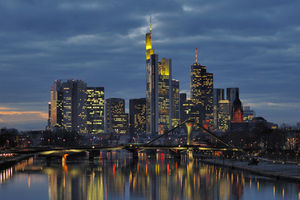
xmin=0 ymin=151 xmax=299 ymax=200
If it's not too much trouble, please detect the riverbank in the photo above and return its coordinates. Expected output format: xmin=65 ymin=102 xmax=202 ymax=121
xmin=201 ymin=157 xmax=300 ymax=182
xmin=0 ymin=154 xmax=33 ymax=170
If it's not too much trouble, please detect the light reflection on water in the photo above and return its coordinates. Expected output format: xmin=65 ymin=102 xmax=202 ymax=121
xmin=0 ymin=151 xmax=299 ymax=200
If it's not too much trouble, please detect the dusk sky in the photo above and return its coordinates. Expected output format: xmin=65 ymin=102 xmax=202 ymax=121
xmin=0 ymin=0 xmax=299 ymax=130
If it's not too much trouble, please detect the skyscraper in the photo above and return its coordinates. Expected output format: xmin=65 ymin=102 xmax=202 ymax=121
xmin=171 ymin=79 xmax=180 ymax=128
xmin=145 ymin=19 xmax=173 ymax=134
xmin=129 ymin=98 xmax=146 ymax=135
xmin=227 ymin=88 xmax=239 ymax=115
xmin=106 ymin=98 xmax=128 ymax=134
xmin=158 ymin=58 xmax=172 ymax=133
xmin=86 ymin=87 xmax=105 ymax=134
xmin=190 ymin=49 xmax=213 ymax=129
xmin=50 ymin=80 xmax=63 ymax=128
xmin=213 ymin=88 xmax=225 ymax=130
xmin=62 ymin=80 xmax=87 ymax=134
xmin=217 ymin=100 xmax=230 ymax=132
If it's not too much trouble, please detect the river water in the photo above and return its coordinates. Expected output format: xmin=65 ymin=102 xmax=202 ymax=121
xmin=0 ymin=150 xmax=299 ymax=200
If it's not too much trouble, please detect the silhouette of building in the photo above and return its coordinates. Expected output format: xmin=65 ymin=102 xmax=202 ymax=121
xmin=106 ymin=98 xmax=128 ymax=134
xmin=129 ymin=98 xmax=146 ymax=135
xmin=179 ymin=93 xmax=187 ymax=123
xmin=243 ymin=106 xmax=255 ymax=122
xmin=226 ymin=88 xmax=239 ymax=116
xmin=213 ymin=88 xmax=225 ymax=130
xmin=86 ymin=87 xmax=105 ymax=134
xmin=231 ymin=90 xmax=243 ymax=123
xmin=171 ymin=79 xmax=180 ymax=128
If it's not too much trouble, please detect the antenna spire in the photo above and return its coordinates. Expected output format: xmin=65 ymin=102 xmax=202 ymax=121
xmin=149 ymin=16 xmax=152 ymax=32
xmin=195 ymin=48 xmax=198 ymax=64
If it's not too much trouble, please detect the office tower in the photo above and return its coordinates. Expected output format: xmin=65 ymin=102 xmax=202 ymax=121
xmin=190 ymin=49 xmax=213 ymax=129
xmin=243 ymin=106 xmax=255 ymax=122
xmin=47 ymin=102 xmax=51 ymax=130
xmin=227 ymin=88 xmax=239 ymax=114
xmin=158 ymin=58 xmax=172 ymax=134
xmin=62 ymin=80 xmax=87 ymax=134
xmin=129 ymin=98 xmax=146 ymax=135
xmin=106 ymin=98 xmax=128 ymax=134
xmin=213 ymin=88 xmax=225 ymax=130
xmin=217 ymin=100 xmax=230 ymax=132
xmin=171 ymin=79 xmax=180 ymax=127
xmin=145 ymin=19 xmax=173 ymax=134
xmin=86 ymin=87 xmax=105 ymax=134
xmin=50 ymin=80 xmax=63 ymax=128
xmin=231 ymin=90 xmax=243 ymax=123
xmin=179 ymin=93 xmax=187 ymax=123
xmin=182 ymin=99 xmax=194 ymax=123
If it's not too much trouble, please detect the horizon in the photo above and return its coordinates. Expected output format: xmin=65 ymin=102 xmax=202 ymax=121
xmin=0 ymin=1 xmax=300 ymax=130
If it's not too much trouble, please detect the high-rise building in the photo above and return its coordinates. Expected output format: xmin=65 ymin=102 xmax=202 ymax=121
xmin=50 ymin=80 xmax=63 ymax=128
xmin=145 ymin=19 xmax=173 ymax=134
xmin=227 ymin=88 xmax=239 ymax=115
xmin=213 ymin=88 xmax=225 ymax=130
xmin=86 ymin=87 xmax=105 ymax=134
xmin=158 ymin=58 xmax=172 ymax=133
xmin=171 ymin=79 xmax=180 ymax=128
xmin=106 ymin=98 xmax=128 ymax=134
xmin=179 ymin=93 xmax=187 ymax=123
xmin=190 ymin=49 xmax=213 ymax=129
xmin=129 ymin=98 xmax=146 ymax=135
xmin=62 ymin=80 xmax=87 ymax=134
xmin=217 ymin=100 xmax=230 ymax=132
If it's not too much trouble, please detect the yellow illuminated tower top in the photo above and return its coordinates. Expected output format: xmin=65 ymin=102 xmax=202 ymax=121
xmin=146 ymin=16 xmax=154 ymax=60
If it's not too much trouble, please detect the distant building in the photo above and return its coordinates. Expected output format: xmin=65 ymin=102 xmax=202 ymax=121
xmin=171 ymin=79 xmax=180 ymax=128
xmin=129 ymin=98 xmax=146 ymax=135
xmin=243 ymin=106 xmax=255 ymax=122
xmin=227 ymin=88 xmax=239 ymax=116
xmin=106 ymin=98 xmax=128 ymax=134
xmin=217 ymin=100 xmax=230 ymax=132
xmin=213 ymin=88 xmax=225 ymax=130
xmin=86 ymin=87 xmax=105 ymax=134
xmin=62 ymin=80 xmax=87 ymax=134
xmin=179 ymin=93 xmax=187 ymax=123
xmin=231 ymin=90 xmax=243 ymax=123
xmin=190 ymin=49 xmax=213 ymax=129
xmin=50 ymin=80 xmax=63 ymax=128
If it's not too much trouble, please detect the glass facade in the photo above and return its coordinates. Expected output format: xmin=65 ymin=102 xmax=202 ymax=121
xmin=106 ymin=98 xmax=128 ymax=134
xmin=129 ymin=98 xmax=146 ymax=135
xmin=171 ymin=79 xmax=180 ymax=128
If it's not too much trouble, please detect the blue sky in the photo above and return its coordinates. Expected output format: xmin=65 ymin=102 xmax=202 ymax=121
xmin=0 ymin=0 xmax=299 ymax=130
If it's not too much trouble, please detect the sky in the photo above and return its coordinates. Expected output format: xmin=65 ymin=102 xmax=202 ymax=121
xmin=0 ymin=0 xmax=299 ymax=130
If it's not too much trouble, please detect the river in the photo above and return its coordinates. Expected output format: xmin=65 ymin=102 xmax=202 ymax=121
xmin=0 ymin=150 xmax=299 ymax=200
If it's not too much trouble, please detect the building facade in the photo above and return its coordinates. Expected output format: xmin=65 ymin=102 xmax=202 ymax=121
xmin=129 ymin=98 xmax=146 ymax=135
xmin=106 ymin=98 xmax=128 ymax=134
xmin=171 ymin=79 xmax=180 ymax=128
xmin=86 ymin=87 xmax=105 ymax=134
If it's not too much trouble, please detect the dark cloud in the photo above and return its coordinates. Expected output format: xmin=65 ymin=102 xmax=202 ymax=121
xmin=0 ymin=0 xmax=300 ymax=130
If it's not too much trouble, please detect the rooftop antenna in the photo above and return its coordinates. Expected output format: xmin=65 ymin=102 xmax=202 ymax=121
xmin=195 ymin=48 xmax=198 ymax=64
xmin=149 ymin=16 xmax=152 ymax=32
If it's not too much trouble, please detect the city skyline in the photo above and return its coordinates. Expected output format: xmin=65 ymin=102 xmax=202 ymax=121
xmin=0 ymin=1 xmax=300 ymax=130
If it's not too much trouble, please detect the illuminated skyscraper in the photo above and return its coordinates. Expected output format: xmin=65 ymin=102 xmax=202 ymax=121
xmin=217 ymin=100 xmax=230 ymax=132
xmin=158 ymin=58 xmax=172 ymax=133
xmin=171 ymin=79 xmax=180 ymax=128
xmin=129 ymin=98 xmax=146 ymax=135
xmin=213 ymin=88 xmax=225 ymax=130
xmin=50 ymin=80 xmax=63 ymax=128
xmin=86 ymin=87 xmax=105 ymax=134
xmin=62 ymin=80 xmax=87 ymax=134
xmin=190 ymin=49 xmax=213 ymax=129
xmin=145 ymin=18 xmax=173 ymax=134
xmin=106 ymin=98 xmax=128 ymax=134
xmin=243 ymin=106 xmax=255 ymax=122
